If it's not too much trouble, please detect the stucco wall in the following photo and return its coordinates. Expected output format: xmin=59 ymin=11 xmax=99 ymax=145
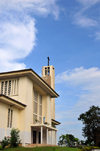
xmin=0 ymin=102 xmax=21 ymax=141
xmin=0 ymin=75 xmax=57 ymax=145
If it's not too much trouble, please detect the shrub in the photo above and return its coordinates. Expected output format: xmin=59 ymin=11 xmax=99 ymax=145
xmin=10 ymin=128 xmax=21 ymax=147
xmin=1 ymin=137 xmax=10 ymax=149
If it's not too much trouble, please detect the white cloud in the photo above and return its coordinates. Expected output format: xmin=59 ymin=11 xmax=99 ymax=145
xmin=0 ymin=19 xmax=36 ymax=60
xmin=56 ymin=67 xmax=100 ymax=85
xmin=0 ymin=0 xmax=59 ymax=19
xmin=0 ymin=61 xmax=26 ymax=72
xmin=77 ymin=0 xmax=100 ymax=7
xmin=74 ymin=0 xmax=100 ymax=29
xmin=95 ymin=32 xmax=100 ymax=40
xmin=74 ymin=13 xmax=98 ymax=27
xmin=56 ymin=67 xmax=100 ymax=139
xmin=0 ymin=18 xmax=36 ymax=71
xmin=56 ymin=67 xmax=100 ymax=104
xmin=0 ymin=0 xmax=60 ymax=72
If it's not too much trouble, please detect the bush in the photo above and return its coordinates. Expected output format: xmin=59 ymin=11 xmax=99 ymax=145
xmin=1 ymin=137 xmax=10 ymax=149
xmin=10 ymin=128 xmax=21 ymax=147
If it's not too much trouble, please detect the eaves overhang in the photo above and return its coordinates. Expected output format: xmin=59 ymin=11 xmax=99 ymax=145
xmin=0 ymin=94 xmax=26 ymax=109
xmin=0 ymin=69 xmax=59 ymax=98
xmin=52 ymin=119 xmax=61 ymax=125
xmin=31 ymin=124 xmax=58 ymax=131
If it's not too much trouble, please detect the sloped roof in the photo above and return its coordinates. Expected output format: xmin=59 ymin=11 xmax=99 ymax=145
xmin=0 ymin=69 xmax=59 ymax=98
xmin=0 ymin=94 xmax=26 ymax=109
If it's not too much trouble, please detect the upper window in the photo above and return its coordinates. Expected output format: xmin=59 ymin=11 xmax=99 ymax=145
xmin=1 ymin=79 xmax=18 ymax=96
xmin=45 ymin=67 xmax=50 ymax=76
xmin=33 ymin=91 xmax=38 ymax=114
xmin=33 ymin=90 xmax=42 ymax=124
xmin=38 ymin=95 xmax=42 ymax=123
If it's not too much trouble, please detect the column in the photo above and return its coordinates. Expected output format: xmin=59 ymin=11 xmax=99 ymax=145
xmin=51 ymin=130 xmax=52 ymax=145
xmin=55 ymin=131 xmax=57 ymax=145
xmin=41 ymin=126 xmax=43 ymax=144
xmin=46 ymin=128 xmax=48 ymax=144
xmin=36 ymin=130 xmax=38 ymax=144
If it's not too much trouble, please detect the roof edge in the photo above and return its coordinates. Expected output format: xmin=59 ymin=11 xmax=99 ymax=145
xmin=0 ymin=69 xmax=59 ymax=97
xmin=0 ymin=94 xmax=26 ymax=107
xmin=52 ymin=119 xmax=61 ymax=125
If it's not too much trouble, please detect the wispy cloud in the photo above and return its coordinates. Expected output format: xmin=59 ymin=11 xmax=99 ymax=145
xmin=77 ymin=0 xmax=100 ymax=7
xmin=56 ymin=67 xmax=100 ymax=139
xmin=56 ymin=67 xmax=100 ymax=85
xmin=74 ymin=0 xmax=100 ymax=28
xmin=74 ymin=13 xmax=98 ymax=27
xmin=0 ymin=0 xmax=60 ymax=19
xmin=95 ymin=32 xmax=100 ymax=40
xmin=0 ymin=0 xmax=60 ymax=71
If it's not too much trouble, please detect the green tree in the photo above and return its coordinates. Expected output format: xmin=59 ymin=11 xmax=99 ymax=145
xmin=58 ymin=134 xmax=79 ymax=146
xmin=10 ymin=128 xmax=21 ymax=147
xmin=66 ymin=134 xmax=79 ymax=146
xmin=78 ymin=105 xmax=100 ymax=146
xmin=58 ymin=135 xmax=66 ymax=146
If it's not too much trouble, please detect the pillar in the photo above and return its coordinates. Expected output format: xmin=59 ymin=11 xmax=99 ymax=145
xmin=55 ymin=131 xmax=57 ymax=145
xmin=41 ymin=126 xmax=43 ymax=144
xmin=36 ymin=130 xmax=38 ymax=144
xmin=46 ymin=128 xmax=48 ymax=144
xmin=51 ymin=130 xmax=52 ymax=145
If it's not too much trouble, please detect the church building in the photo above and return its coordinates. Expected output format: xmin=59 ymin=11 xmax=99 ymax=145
xmin=0 ymin=64 xmax=60 ymax=146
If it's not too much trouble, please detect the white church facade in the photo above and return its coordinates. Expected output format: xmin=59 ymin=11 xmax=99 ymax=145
xmin=0 ymin=65 xmax=60 ymax=146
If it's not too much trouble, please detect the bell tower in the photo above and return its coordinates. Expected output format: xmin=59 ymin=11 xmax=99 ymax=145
xmin=42 ymin=57 xmax=55 ymax=89
xmin=42 ymin=57 xmax=55 ymax=119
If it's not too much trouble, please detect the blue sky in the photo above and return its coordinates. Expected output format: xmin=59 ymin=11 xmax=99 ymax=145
xmin=1 ymin=0 xmax=100 ymax=140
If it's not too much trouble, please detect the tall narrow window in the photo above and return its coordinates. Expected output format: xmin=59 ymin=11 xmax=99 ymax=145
xmin=10 ymin=110 xmax=13 ymax=128
xmin=7 ymin=108 xmax=13 ymax=128
xmin=48 ymin=67 xmax=50 ymax=75
xmin=7 ymin=109 xmax=10 ymax=128
xmin=45 ymin=67 xmax=50 ymax=75
xmin=33 ymin=91 xmax=38 ymax=124
xmin=1 ymin=81 xmax=4 ymax=94
xmin=45 ymin=68 xmax=47 ymax=75
xmin=33 ymin=91 xmax=42 ymax=124
xmin=34 ymin=91 xmax=38 ymax=114
xmin=8 ymin=80 xmax=11 ymax=95
xmin=0 ymin=79 xmax=18 ymax=96
xmin=4 ymin=81 xmax=8 ymax=95
xmin=39 ymin=95 xmax=42 ymax=124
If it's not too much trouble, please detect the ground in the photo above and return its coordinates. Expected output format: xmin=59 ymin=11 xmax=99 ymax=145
xmin=0 ymin=147 xmax=80 ymax=151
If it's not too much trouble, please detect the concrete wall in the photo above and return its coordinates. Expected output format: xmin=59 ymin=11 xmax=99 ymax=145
xmin=0 ymin=101 xmax=21 ymax=141
xmin=0 ymin=77 xmax=33 ymax=144
xmin=42 ymin=65 xmax=55 ymax=120
xmin=0 ymin=75 xmax=57 ymax=145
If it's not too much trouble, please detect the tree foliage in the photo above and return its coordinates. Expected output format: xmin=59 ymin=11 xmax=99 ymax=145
xmin=10 ymin=128 xmax=21 ymax=147
xmin=58 ymin=134 xmax=79 ymax=146
xmin=78 ymin=105 xmax=100 ymax=146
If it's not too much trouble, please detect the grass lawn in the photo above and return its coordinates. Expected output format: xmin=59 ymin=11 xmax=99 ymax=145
xmin=0 ymin=147 xmax=81 ymax=151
